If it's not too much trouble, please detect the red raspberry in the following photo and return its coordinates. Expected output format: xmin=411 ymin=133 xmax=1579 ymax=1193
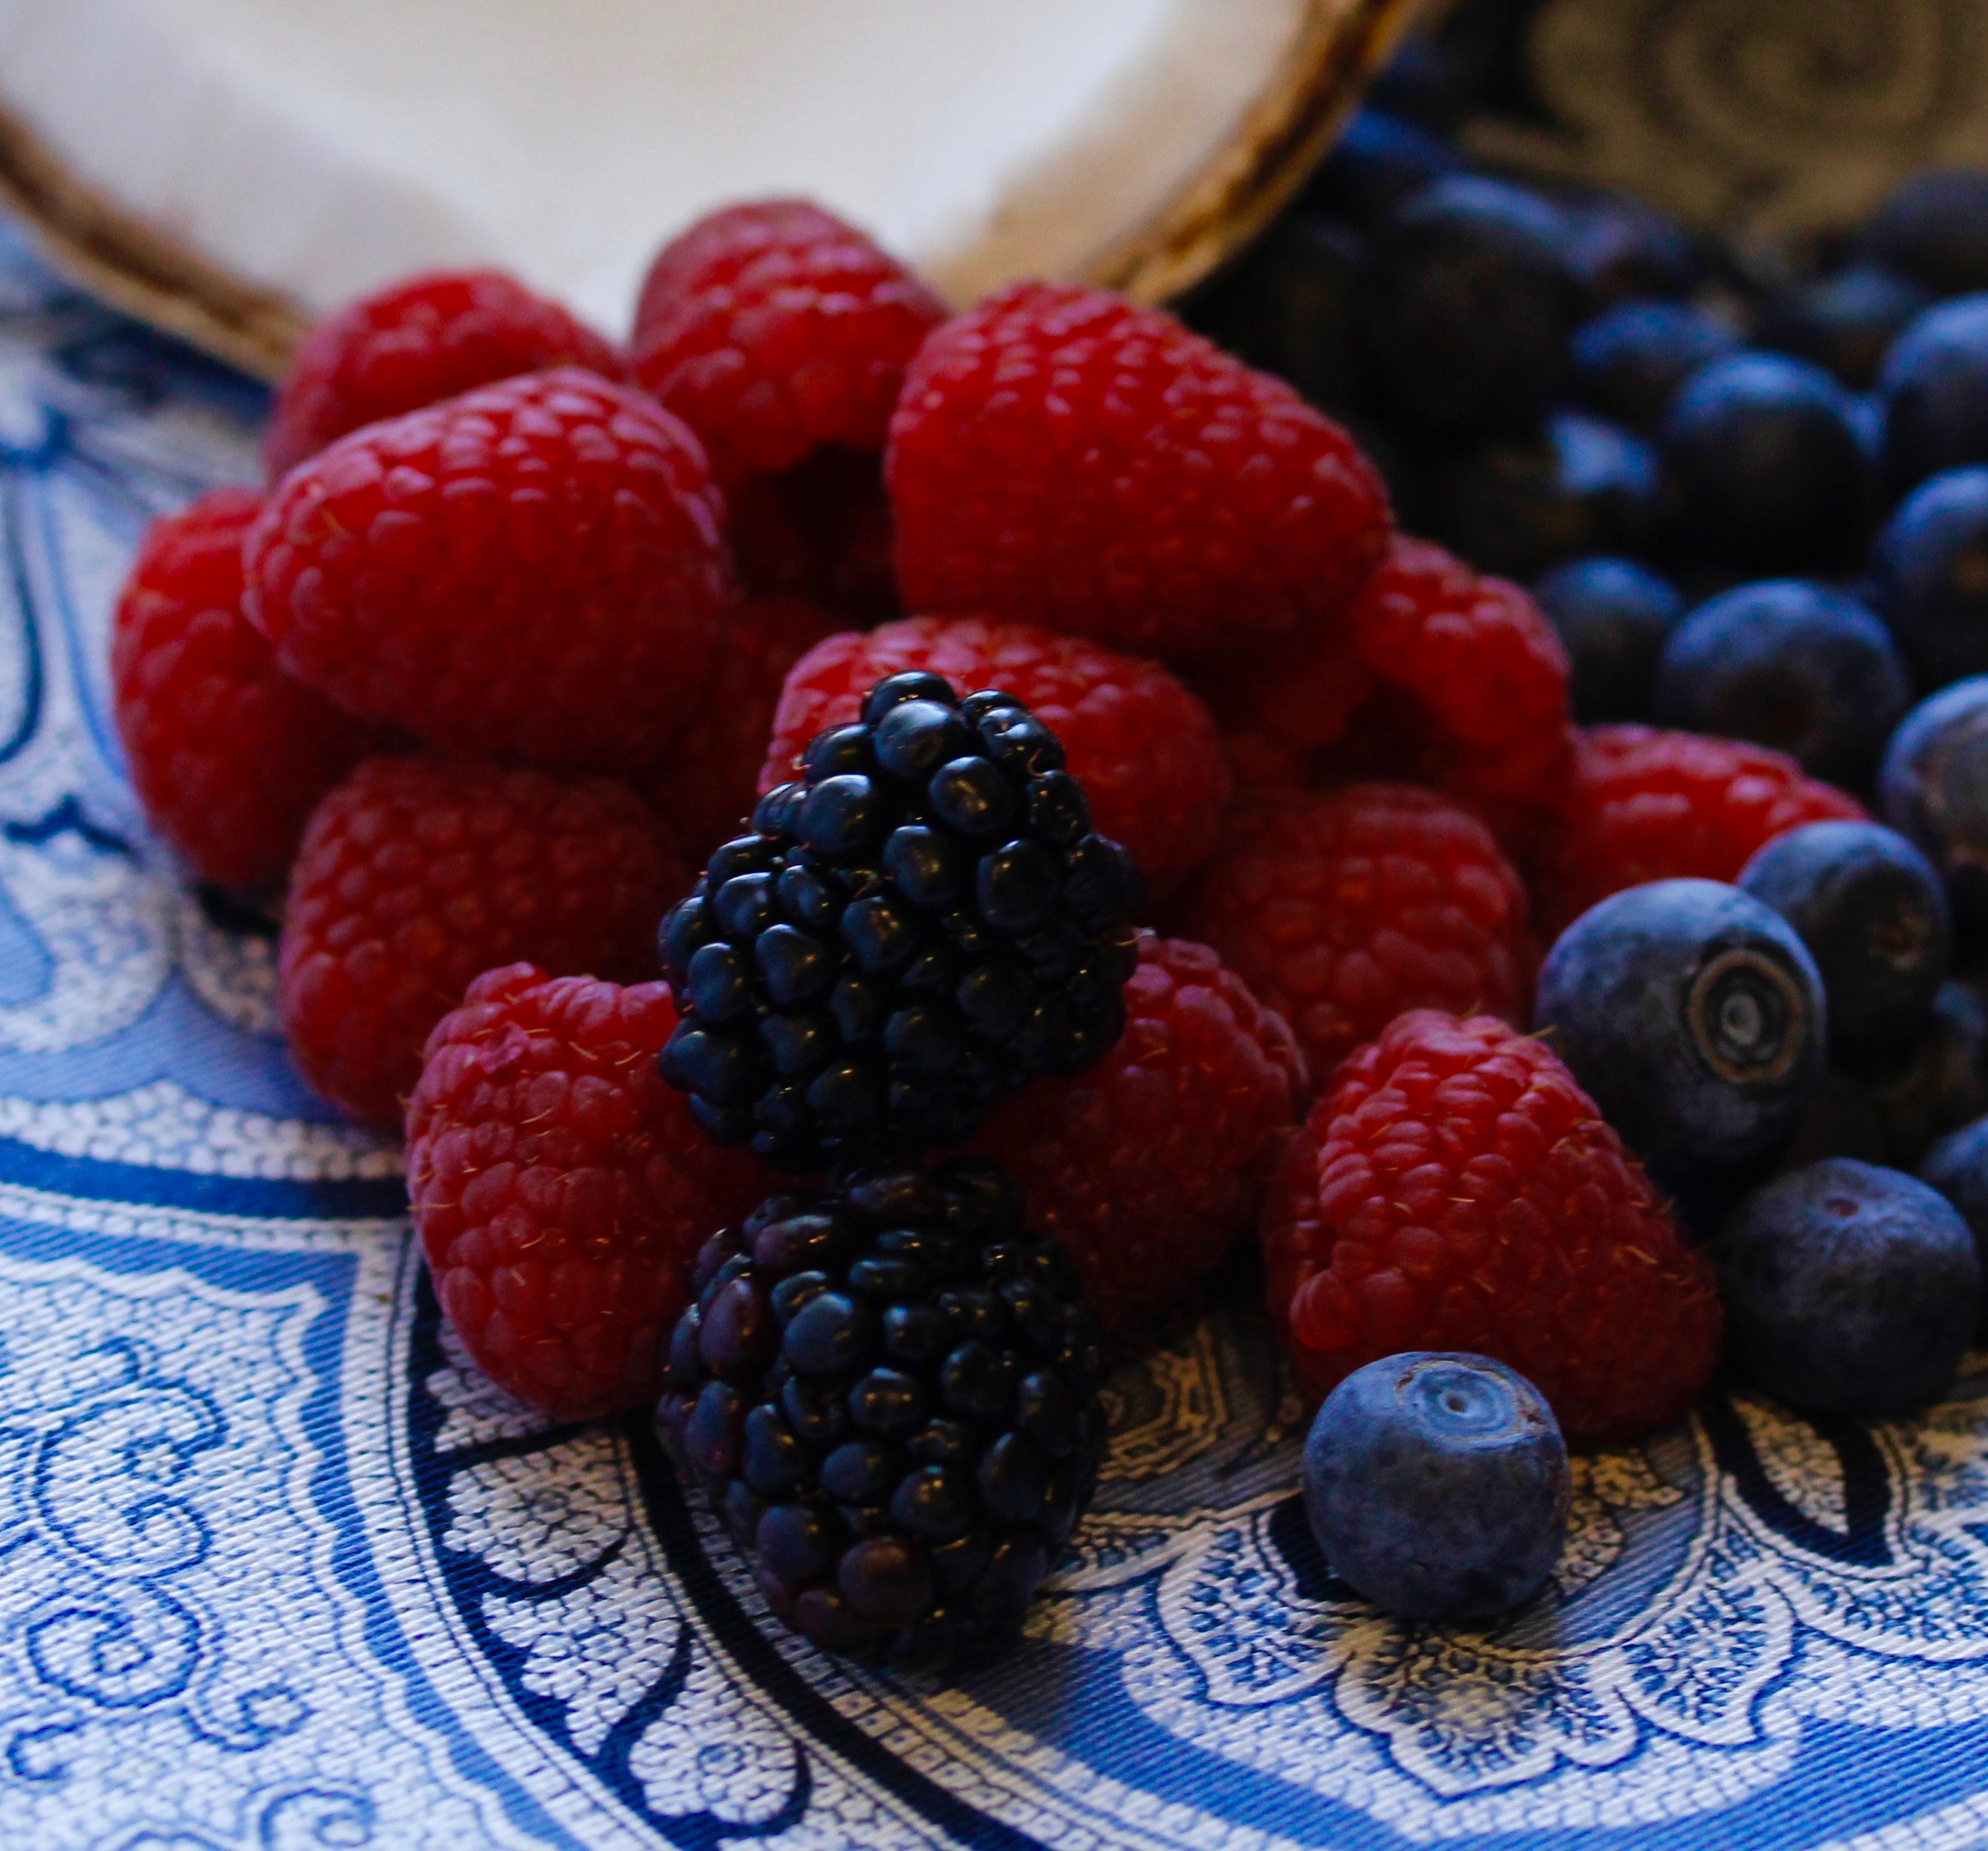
xmin=632 ymin=200 xmax=945 ymax=490
xmin=965 ymin=935 xmax=1304 ymax=1340
xmin=111 ymin=487 xmax=384 ymax=893
xmin=244 ymin=369 xmax=728 ymax=772
xmin=760 ymin=616 xmax=1233 ymax=895
xmin=642 ymin=595 xmax=842 ymax=864
xmin=1262 ymin=1010 xmax=1721 ymax=1444
xmin=1540 ymin=723 xmax=1867 ymax=934
xmin=279 ymin=757 xmax=685 ymax=1126
xmin=408 ymin=963 xmax=768 ymax=1419
xmin=728 ymin=446 xmax=901 ymax=623
xmin=1202 ymin=621 xmax=1375 ymax=792
xmin=886 ymin=283 xmax=1391 ymax=661
xmin=1175 ymin=784 xmax=1533 ymax=1089
xmin=264 ymin=270 xmax=621 ymax=482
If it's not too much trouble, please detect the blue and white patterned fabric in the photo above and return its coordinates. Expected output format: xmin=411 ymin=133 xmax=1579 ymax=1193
xmin=9 ymin=217 xmax=1988 ymax=1851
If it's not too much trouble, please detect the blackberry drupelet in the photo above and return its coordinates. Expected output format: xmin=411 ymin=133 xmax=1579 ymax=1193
xmin=656 ymin=1157 xmax=1107 ymax=1671
xmin=659 ymin=672 xmax=1140 ymax=1171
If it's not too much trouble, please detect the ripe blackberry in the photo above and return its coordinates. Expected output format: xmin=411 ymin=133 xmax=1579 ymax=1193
xmin=656 ymin=1157 xmax=1106 ymax=1672
xmin=659 ymin=672 xmax=1140 ymax=1171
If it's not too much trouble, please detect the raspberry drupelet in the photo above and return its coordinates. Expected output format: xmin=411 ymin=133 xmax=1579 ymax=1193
xmin=886 ymin=282 xmax=1392 ymax=661
xmin=280 ymin=757 xmax=686 ymax=1126
xmin=760 ymin=618 xmax=1232 ymax=897
xmin=408 ymin=964 xmax=771 ymax=1420
xmin=263 ymin=268 xmax=621 ymax=480
xmin=1175 ymin=784 xmax=1534 ymax=1091
xmin=1262 ymin=1011 xmax=1722 ymax=1445
xmin=111 ymin=487 xmax=384 ymax=893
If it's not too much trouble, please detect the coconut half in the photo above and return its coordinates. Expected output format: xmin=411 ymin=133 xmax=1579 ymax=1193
xmin=0 ymin=0 xmax=1418 ymax=378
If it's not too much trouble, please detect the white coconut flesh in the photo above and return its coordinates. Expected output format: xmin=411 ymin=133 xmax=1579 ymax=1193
xmin=0 ymin=0 xmax=1385 ymax=355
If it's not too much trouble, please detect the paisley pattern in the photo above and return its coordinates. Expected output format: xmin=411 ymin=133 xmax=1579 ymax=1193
xmin=12 ymin=215 xmax=1988 ymax=1849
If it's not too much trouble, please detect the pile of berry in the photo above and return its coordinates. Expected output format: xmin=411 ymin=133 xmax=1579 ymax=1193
xmin=105 ymin=81 xmax=1988 ymax=1647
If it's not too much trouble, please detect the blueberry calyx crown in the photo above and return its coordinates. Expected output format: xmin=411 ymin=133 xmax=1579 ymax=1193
xmin=657 ymin=671 xmax=1142 ymax=1172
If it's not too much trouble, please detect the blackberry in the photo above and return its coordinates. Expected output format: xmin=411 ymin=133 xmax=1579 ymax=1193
xmin=656 ymin=1157 xmax=1106 ymax=1672
xmin=658 ymin=672 xmax=1140 ymax=1171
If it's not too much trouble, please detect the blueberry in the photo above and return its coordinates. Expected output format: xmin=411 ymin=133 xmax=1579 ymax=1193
xmin=1532 ymin=555 xmax=1684 ymax=722
xmin=1867 ymin=979 xmax=1988 ymax=1168
xmin=1880 ymin=676 xmax=1988 ymax=930
xmin=1652 ymin=580 xmax=1910 ymax=789
xmin=1661 ymin=352 xmax=1870 ymax=571
xmin=1360 ymin=175 xmax=1581 ymax=437
xmin=1186 ymin=212 xmax=1367 ymax=412
xmin=1302 ymin=1353 xmax=1570 ymax=1623
xmin=1920 ymin=1112 xmax=1988 ymax=1316
xmin=1563 ymin=194 xmax=1706 ymax=305
xmin=1571 ymin=299 xmax=1739 ymax=433
xmin=1758 ymin=265 xmax=1931 ymax=392
xmin=1427 ymin=410 xmax=1660 ymax=579
xmin=1877 ymin=294 xmax=1988 ymax=492
xmin=1535 ymin=878 xmax=1826 ymax=1171
xmin=1871 ymin=465 xmax=1988 ymax=688
xmin=1304 ymin=107 xmax=1462 ymax=232
xmin=1714 ymin=1158 xmax=1980 ymax=1413
xmin=1856 ymin=169 xmax=1988 ymax=296
xmin=1738 ymin=821 xmax=1951 ymax=1066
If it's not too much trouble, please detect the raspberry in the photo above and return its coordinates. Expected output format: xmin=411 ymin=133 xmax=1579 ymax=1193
xmin=1541 ymin=723 xmax=1867 ymax=935
xmin=1175 ymin=784 xmax=1533 ymax=1088
xmin=657 ymin=1157 xmax=1105 ymax=1671
xmin=408 ymin=963 xmax=769 ymax=1420
xmin=643 ymin=595 xmax=843 ymax=864
xmin=886 ymin=283 xmax=1391 ymax=661
xmin=1262 ymin=1011 xmax=1722 ymax=1444
xmin=965 ymin=935 xmax=1305 ymax=1339
xmin=1202 ymin=620 xmax=1375 ymax=792
xmin=280 ymin=757 xmax=685 ymax=1126
xmin=728 ymin=446 xmax=901 ymax=622
xmin=661 ymin=673 xmax=1141 ymax=1172
xmin=264 ymin=270 xmax=621 ymax=482
xmin=632 ymin=201 xmax=945 ymax=490
xmin=244 ymin=369 xmax=728 ymax=772
xmin=760 ymin=618 xmax=1231 ymax=896
xmin=111 ymin=487 xmax=383 ymax=893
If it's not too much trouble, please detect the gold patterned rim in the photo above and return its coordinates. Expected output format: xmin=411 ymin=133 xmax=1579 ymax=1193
xmin=0 ymin=0 xmax=1423 ymax=383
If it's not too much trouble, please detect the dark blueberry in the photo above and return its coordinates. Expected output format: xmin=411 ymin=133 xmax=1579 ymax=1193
xmin=658 ymin=891 xmax=717 ymax=980
xmin=1186 ymin=212 xmax=1367 ymax=412
xmin=685 ymin=941 xmax=752 ymax=1022
xmin=1535 ymin=878 xmax=1826 ymax=1171
xmin=1532 ymin=554 xmax=1684 ymax=723
xmin=928 ymin=756 xmax=1022 ymax=837
xmin=1570 ymin=298 xmax=1739 ymax=434
xmin=860 ymin=670 xmax=958 ymax=724
xmin=752 ymin=781 xmax=806 ymax=837
xmin=1877 ymin=293 xmax=1988 ymax=492
xmin=1871 ymin=465 xmax=1988 ymax=688
xmin=782 ymin=1291 xmax=877 ymax=1375
xmin=700 ymin=1277 xmax=778 ymax=1379
xmin=1562 ymin=193 xmax=1705 ymax=304
xmin=1715 ymin=1158 xmax=1981 ymax=1412
xmin=891 ymin=1465 xmax=974 ymax=1539
xmin=660 ymin=1024 xmax=764 ymax=1107
xmin=806 ymin=1059 xmax=881 ymax=1133
xmin=977 ymin=709 xmax=1066 ymax=776
xmin=840 ymin=891 xmax=920 ymax=971
xmin=1360 ymin=175 xmax=1579 ymax=437
xmin=976 ymin=839 xmax=1063 ymax=934
xmin=1920 ymin=1112 xmax=1988 ymax=1319
xmin=713 ymin=871 xmax=780 ymax=941
xmin=798 ymin=774 xmax=886 ymax=859
xmin=1739 ymin=821 xmax=1952 ymax=1067
xmin=707 ymin=835 xmax=782 ymax=885
xmin=1759 ymin=265 xmax=1931 ymax=392
xmin=1652 ymin=580 xmax=1910 ymax=790
xmin=1856 ymin=169 xmax=1988 ymax=295
xmin=848 ymin=1367 xmax=926 ymax=1433
xmin=1880 ymin=676 xmax=1988 ymax=931
xmin=1026 ymin=771 xmax=1092 ymax=847
xmin=838 ymin=1534 xmax=935 ymax=1628
xmin=1868 ymin=980 xmax=1988 ymax=1168
xmin=1303 ymin=1352 xmax=1570 ymax=1622
xmin=1660 ymin=352 xmax=1870 ymax=572
xmin=1305 ymin=106 xmax=1461 ymax=231
xmin=873 ymin=699 xmax=971 ymax=782
xmin=802 ymin=723 xmax=873 ymax=781
xmin=757 ymin=1502 xmax=835 ymax=1582
xmin=872 ymin=834 xmax=955 ymax=918
xmin=1426 ymin=410 xmax=1661 ymax=580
